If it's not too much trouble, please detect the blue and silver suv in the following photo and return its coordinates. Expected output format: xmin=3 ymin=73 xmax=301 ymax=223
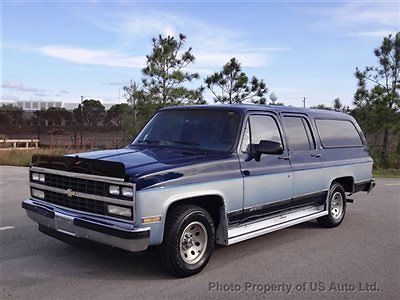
xmin=23 ymin=104 xmax=375 ymax=277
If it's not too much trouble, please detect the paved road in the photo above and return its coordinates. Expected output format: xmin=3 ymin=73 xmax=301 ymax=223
xmin=1 ymin=166 xmax=399 ymax=299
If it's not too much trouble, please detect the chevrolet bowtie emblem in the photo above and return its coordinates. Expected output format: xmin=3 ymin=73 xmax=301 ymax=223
xmin=65 ymin=188 xmax=76 ymax=198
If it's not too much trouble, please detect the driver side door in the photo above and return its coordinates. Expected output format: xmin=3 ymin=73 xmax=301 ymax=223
xmin=237 ymin=113 xmax=292 ymax=222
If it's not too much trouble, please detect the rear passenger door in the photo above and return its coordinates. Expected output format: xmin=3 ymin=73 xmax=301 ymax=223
xmin=281 ymin=114 xmax=325 ymax=208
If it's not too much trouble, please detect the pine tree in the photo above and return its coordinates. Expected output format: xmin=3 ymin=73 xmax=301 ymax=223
xmin=142 ymin=33 xmax=204 ymax=107
xmin=205 ymin=58 xmax=268 ymax=104
xmin=353 ymin=32 xmax=400 ymax=167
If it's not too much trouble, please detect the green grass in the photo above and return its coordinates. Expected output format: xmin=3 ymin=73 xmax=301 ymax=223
xmin=373 ymin=169 xmax=400 ymax=178
xmin=0 ymin=148 xmax=81 ymax=167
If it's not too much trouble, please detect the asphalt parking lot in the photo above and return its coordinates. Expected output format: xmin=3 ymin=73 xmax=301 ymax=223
xmin=1 ymin=166 xmax=399 ymax=299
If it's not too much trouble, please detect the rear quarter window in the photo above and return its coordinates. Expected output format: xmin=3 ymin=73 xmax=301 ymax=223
xmin=315 ymin=119 xmax=363 ymax=148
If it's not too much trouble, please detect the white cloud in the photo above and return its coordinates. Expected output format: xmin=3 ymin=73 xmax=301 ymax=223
xmin=32 ymin=10 xmax=289 ymax=90
xmin=327 ymin=2 xmax=398 ymax=26
xmin=34 ymin=92 xmax=49 ymax=98
xmin=87 ymin=12 xmax=181 ymax=38
xmin=83 ymin=11 xmax=288 ymax=69
xmin=351 ymin=30 xmax=397 ymax=38
xmin=193 ymin=47 xmax=287 ymax=70
xmin=123 ymin=14 xmax=180 ymax=37
xmin=1 ymin=94 xmax=20 ymax=101
xmin=309 ymin=2 xmax=399 ymax=38
xmin=2 ymin=80 xmax=39 ymax=92
xmin=195 ymin=52 xmax=268 ymax=69
xmin=39 ymin=46 xmax=145 ymax=68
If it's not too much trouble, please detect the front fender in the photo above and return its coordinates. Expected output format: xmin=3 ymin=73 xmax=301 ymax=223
xmin=135 ymin=179 xmax=242 ymax=245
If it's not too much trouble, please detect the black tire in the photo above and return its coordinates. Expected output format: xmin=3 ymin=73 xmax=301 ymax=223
xmin=160 ymin=204 xmax=215 ymax=277
xmin=317 ymin=182 xmax=347 ymax=227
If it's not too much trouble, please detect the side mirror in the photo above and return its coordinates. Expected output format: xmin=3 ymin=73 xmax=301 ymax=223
xmin=257 ymin=140 xmax=283 ymax=155
xmin=250 ymin=140 xmax=283 ymax=161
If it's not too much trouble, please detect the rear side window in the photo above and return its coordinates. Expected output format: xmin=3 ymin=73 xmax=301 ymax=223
xmin=315 ymin=119 xmax=363 ymax=148
xmin=283 ymin=116 xmax=315 ymax=151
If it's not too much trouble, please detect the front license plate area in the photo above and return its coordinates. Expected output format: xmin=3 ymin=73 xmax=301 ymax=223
xmin=54 ymin=213 xmax=76 ymax=236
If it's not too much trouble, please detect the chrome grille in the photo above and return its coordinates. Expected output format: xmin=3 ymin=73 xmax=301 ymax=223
xmin=29 ymin=167 xmax=135 ymax=221
xmin=43 ymin=173 xmax=108 ymax=198
xmin=44 ymin=190 xmax=107 ymax=215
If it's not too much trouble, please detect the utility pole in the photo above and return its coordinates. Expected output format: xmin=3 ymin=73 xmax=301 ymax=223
xmin=303 ymin=97 xmax=306 ymax=108
xmin=79 ymin=96 xmax=84 ymax=148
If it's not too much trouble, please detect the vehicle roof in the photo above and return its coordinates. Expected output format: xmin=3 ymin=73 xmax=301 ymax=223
xmin=161 ymin=104 xmax=352 ymax=119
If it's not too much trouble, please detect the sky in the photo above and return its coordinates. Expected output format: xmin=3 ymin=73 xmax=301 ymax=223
xmin=1 ymin=0 xmax=399 ymax=108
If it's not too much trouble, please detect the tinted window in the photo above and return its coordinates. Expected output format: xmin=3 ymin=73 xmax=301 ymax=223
xmin=283 ymin=117 xmax=314 ymax=151
xmin=302 ymin=118 xmax=316 ymax=149
xmin=133 ymin=110 xmax=241 ymax=152
xmin=249 ymin=115 xmax=282 ymax=146
xmin=316 ymin=119 xmax=363 ymax=148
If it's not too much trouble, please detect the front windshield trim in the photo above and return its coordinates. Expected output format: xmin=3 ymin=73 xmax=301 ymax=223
xmin=131 ymin=109 xmax=243 ymax=153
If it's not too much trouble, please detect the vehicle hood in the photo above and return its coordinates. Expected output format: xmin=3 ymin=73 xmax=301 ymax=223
xmin=73 ymin=146 xmax=237 ymax=190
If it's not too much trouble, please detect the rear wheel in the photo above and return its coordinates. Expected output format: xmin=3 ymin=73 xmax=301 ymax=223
xmin=318 ymin=182 xmax=346 ymax=227
xmin=160 ymin=204 xmax=215 ymax=277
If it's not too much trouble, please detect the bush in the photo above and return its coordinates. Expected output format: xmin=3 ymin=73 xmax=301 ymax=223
xmin=369 ymin=146 xmax=400 ymax=169
xmin=0 ymin=148 xmax=82 ymax=167
xmin=373 ymin=168 xmax=400 ymax=178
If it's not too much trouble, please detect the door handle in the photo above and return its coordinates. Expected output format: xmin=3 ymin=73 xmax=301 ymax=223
xmin=241 ymin=170 xmax=250 ymax=176
xmin=278 ymin=155 xmax=290 ymax=160
xmin=311 ymin=153 xmax=321 ymax=158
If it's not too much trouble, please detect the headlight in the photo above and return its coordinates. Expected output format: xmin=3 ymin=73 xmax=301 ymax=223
xmin=31 ymin=188 xmax=45 ymax=199
xmin=121 ymin=187 xmax=133 ymax=198
xmin=39 ymin=174 xmax=45 ymax=182
xmin=31 ymin=172 xmax=45 ymax=182
xmin=107 ymin=204 xmax=132 ymax=218
xmin=32 ymin=172 xmax=39 ymax=181
xmin=109 ymin=185 xmax=120 ymax=195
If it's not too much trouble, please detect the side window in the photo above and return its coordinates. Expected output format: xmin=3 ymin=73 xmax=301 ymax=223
xmin=249 ymin=115 xmax=282 ymax=146
xmin=240 ymin=120 xmax=251 ymax=152
xmin=302 ymin=118 xmax=316 ymax=149
xmin=283 ymin=116 xmax=314 ymax=151
xmin=315 ymin=119 xmax=363 ymax=148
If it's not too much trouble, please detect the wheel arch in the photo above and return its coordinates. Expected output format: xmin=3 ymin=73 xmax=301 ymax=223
xmin=330 ymin=176 xmax=354 ymax=193
xmin=164 ymin=193 xmax=229 ymax=246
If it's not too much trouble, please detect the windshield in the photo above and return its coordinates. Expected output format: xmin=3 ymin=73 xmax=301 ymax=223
xmin=132 ymin=110 xmax=241 ymax=152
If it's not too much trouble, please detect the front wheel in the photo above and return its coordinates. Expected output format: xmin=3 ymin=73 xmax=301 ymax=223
xmin=160 ymin=204 xmax=215 ymax=277
xmin=318 ymin=182 xmax=346 ymax=227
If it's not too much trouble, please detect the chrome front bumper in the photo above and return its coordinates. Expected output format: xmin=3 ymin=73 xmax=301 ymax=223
xmin=22 ymin=199 xmax=150 ymax=252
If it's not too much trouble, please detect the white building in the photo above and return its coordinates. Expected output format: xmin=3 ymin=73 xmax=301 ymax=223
xmin=15 ymin=101 xmax=62 ymax=111
xmin=1 ymin=100 xmax=114 ymax=111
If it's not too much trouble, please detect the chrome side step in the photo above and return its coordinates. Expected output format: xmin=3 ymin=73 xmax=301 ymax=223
xmin=228 ymin=205 xmax=328 ymax=245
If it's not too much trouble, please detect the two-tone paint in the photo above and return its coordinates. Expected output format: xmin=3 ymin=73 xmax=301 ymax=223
xmin=23 ymin=104 xmax=375 ymax=249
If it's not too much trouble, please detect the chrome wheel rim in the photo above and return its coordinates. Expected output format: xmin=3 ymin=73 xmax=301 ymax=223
xmin=179 ymin=221 xmax=208 ymax=265
xmin=330 ymin=191 xmax=344 ymax=220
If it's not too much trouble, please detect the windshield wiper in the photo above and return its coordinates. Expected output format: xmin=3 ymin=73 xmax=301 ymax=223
xmin=173 ymin=140 xmax=200 ymax=147
xmin=136 ymin=140 xmax=160 ymax=145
